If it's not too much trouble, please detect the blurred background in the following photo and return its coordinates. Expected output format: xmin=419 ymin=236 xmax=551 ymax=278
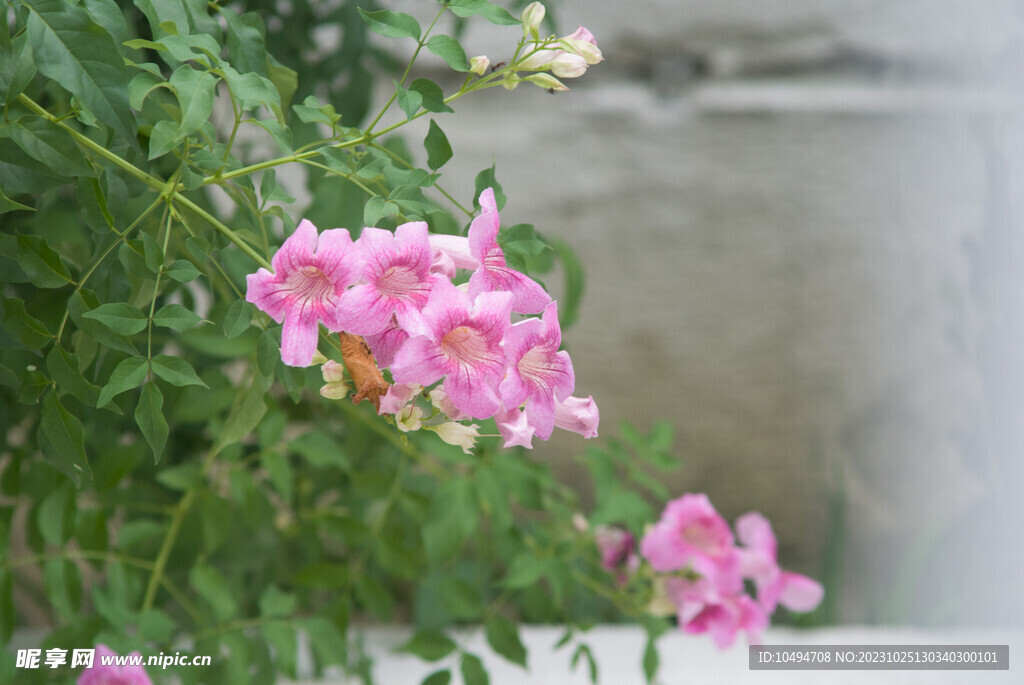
xmin=374 ymin=0 xmax=1024 ymax=629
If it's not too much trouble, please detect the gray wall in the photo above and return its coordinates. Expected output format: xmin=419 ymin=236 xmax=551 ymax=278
xmin=380 ymin=0 xmax=1024 ymax=625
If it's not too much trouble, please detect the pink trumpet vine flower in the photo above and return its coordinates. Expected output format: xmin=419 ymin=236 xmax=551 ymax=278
xmin=77 ymin=644 xmax=153 ymax=685
xmin=245 ymin=220 xmax=364 ymax=367
xmin=390 ymin=279 xmax=513 ymax=419
xmin=736 ymin=512 xmax=825 ymax=613
xmin=337 ymin=222 xmax=439 ymax=337
xmin=499 ymin=301 xmax=574 ymax=439
xmin=468 ymin=188 xmax=551 ymax=314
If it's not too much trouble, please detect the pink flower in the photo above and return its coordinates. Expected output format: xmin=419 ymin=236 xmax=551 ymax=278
xmin=640 ymin=493 xmax=741 ymax=594
xmin=429 ymin=234 xmax=479 ymax=272
xmin=499 ymin=302 xmax=574 ymax=439
xmin=337 ymin=222 xmax=439 ymax=337
xmin=666 ymin=578 xmax=769 ymax=648
xmin=78 ymin=644 xmax=153 ymax=685
xmin=553 ymin=395 xmax=600 ymax=438
xmin=363 ymin=315 xmax=409 ymax=369
xmin=377 ymin=382 xmax=421 ymax=416
xmin=517 ymin=26 xmax=603 ymax=77
xmin=594 ymin=525 xmax=639 ymax=584
xmin=468 ymin=188 xmax=551 ymax=314
xmin=736 ymin=512 xmax=824 ymax=614
xmin=390 ymin=279 xmax=513 ymax=419
xmin=246 ymin=219 xmax=364 ymax=367
xmin=494 ymin=404 xmax=536 ymax=448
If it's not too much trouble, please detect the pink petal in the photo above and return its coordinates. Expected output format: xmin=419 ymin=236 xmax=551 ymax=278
xmin=429 ymin=234 xmax=479 ymax=270
xmin=553 ymin=395 xmax=599 ymax=438
xmin=337 ymin=284 xmax=394 ymax=336
xmin=312 ymin=227 xmax=363 ymax=286
xmin=280 ymin=311 xmax=320 ymax=367
xmin=245 ymin=270 xmax=288 ymax=322
xmin=271 ymin=219 xmax=318 ymax=275
xmin=391 ymin=335 xmax=449 ymax=386
xmin=495 ymin=405 xmax=536 ymax=448
xmin=778 ymin=572 xmax=824 ymax=613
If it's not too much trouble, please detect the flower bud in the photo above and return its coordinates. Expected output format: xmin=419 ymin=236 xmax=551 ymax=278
xmin=521 ymin=2 xmax=545 ymax=39
xmin=396 ymin=405 xmax=424 ymax=432
xmin=320 ymin=382 xmax=349 ymax=400
xmin=426 ymin=422 xmax=480 ymax=454
xmin=523 ymin=73 xmax=568 ymax=92
xmin=517 ymin=48 xmax=555 ymax=72
xmin=469 ymin=55 xmax=490 ymax=76
xmin=321 ymin=359 xmax=346 ymax=383
xmin=548 ymin=52 xmax=588 ymax=79
xmin=311 ymin=350 xmax=329 ymax=365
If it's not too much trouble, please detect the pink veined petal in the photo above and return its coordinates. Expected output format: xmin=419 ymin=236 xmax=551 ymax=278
xmin=443 ymin=363 xmax=501 ymax=419
xmin=364 ymin=318 xmax=409 ymax=368
xmin=393 ymin=221 xmax=433 ymax=272
xmin=430 ymin=246 xmax=457 ymax=280
xmin=378 ymin=383 xmax=421 ymax=416
xmin=337 ymin=284 xmax=395 ymax=336
xmin=495 ymin=405 xmax=536 ymax=448
xmin=554 ymin=395 xmax=599 ymax=438
xmin=245 ymin=270 xmax=288 ymax=322
xmin=469 ymin=188 xmax=501 ymax=262
xmin=429 ymin=234 xmax=479 ymax=270
xmin=271 ymin=219 xmax=318 ymax=275
xmin=391 ymin=335 xmax=449 ymax=386
xmin=777 ymin=572 xmax=825 ymax=613
xmin=524 ymin=394 xmax=557 ymax=440
xmin=280 ymin=312 xmax=320 ymax=367
xmin=311 ymin=227 xmax=364 ymax=286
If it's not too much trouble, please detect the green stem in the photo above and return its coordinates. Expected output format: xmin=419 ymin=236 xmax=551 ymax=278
xmin=141 ymin=488 xmax=196 ymax=611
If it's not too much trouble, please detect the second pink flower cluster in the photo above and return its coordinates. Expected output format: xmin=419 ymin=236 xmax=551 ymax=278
xmin=596 ymin=493 xmax=824 ymax=648
xmin=246 ymin=188 xmax=598 ymax=449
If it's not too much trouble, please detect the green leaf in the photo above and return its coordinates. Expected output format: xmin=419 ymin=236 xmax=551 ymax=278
xmin=571 ymin=644 xmax=599 ymax=684
xmin=46 ymin=344 xmax=100 ymax=408
xmin=363 ymin=195 xmax=399 ymax=226
xmin=97 ymin=356 xmax=148 ymax=407
xmin=0 ymin=29 xmax=35 ymax=107
xmin=292 ymin=95 xmax=341 ymax=127
xmin=214 ymin=372 xmax=271 ymax=454
xmin=426 ymin=35 xmax=470 ymax=72
xmin=438 ymin=577 xmax=483 ymax=620
xmin=190 ymin=562 xmax=238 ymax=621
xmin=39 ymin=392 xmax=91 ymax=485
xmin=503 ymin=554 xmax=553 ymax=589
xmin=223 ymin=299 xmax=253 ymax=338
xmin=410 ymin=78 xmax=454 ymax=114
xmin=257 ymin=328 xmax=278 ymax=375
xmin=289 ymin=431 xmax=349 ymax=471
xmin=16 ymin=234 xmax=75 ymax=288
xmin=220 ymin=7 xmax=267 ymax=76
xmin=81 ymin=302 xmax=148 ymax=335
xmin=262 ymin=621 xmax=299 ymax=677
xmin=422 ymin=671 xmax=451 ymax=685
xmin=37 ymin=486 xmax=72 ymax=546
xmin=446 ymin=0 xmax=520 ymax=25
xmin=82 ymin=0 xmax=129 ymax=45
xmin=474 ymin=165 xmax=505 ymax=210
xmin=460 ymin=653 xmax=489 ymax=685
xmin=358 ymin=8 xmax=421 ymax=40
xmin=259 ymin=585 xmax=297 ymax=618
xmin=135 ymin=382 xmax=168 ymax=462
xmin=423 ymin=477 xmax=479 ymax=564
xmin=164 ymin=258 xmax=202 ymax=282
xmin=259 ymin=169 xmax=295 ymax=205
xmin=170 ymin=66 xmax=217 ymax=137
xmin=549 ymin=238 xmax=584 ymax=328
xmin=395 ymin=80 xmax=422 ymax=120
xmin=151 ymin=355 xmax=207 ymax=388
xmin=147 ymin=119 xmax=180 ymax=159
xmin=642 ymin=637 xmax=659 ymax=684
xmin=118 ymin=240 xmax=153 ymax=277
xmin=156 ymin=463 xmax=200 ymax=491
xmin=43 ymin=558 xmax=82 ymax=622
xmin=137 ymin=609 xmax=175 ymax=643
xmin=221 ymin=65 xmax=280 ymax=110
xmin=0 ymin=188 xmax=34 ymax=213
xmin=485 ymin=616 xmax=527 ymax=667
xmin=396 ymin=631 xmax=457 ymax=662
xmin=250 ymin=118 xmax=293 ymax=153
xmin=1 ymin=296 xmax=51 ymax=349
xmin=140 ymin=231 xmax=163 ymax=272
xmin=132 ymin=0 xmax=189 ymax=38
xmin=153 ymin=303 xmax=202 ymax=331
xmin=26 ymin=0 xmax=135 ymax=141
xmin=424 ymin=119 xmax=453 ymax=170
xmin=10 ymin=118 xmax=93 ymax=178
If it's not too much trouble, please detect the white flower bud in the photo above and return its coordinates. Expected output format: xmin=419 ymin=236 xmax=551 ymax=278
xmin=469 ymin=55 xmax=490 ymax=76
xmin=521 ymin=2 xmax=545 ymax=39
xmin=523 ymin=73 xmax=568 ymax=92
xmin=426 ymin=422 xmax=480 ymax=454
xmin=311 ymin=350 xmax=329 ymax=365
xmin=320 ymin=382 xmax=349 ymax=400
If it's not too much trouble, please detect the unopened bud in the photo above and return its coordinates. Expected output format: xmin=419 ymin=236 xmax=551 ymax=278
xmin=426 ymin=422 xmax=480 ymax=454
xmin=311 ymin=350 xmax=329 ymax=365
xmin=523 ymin=73 xmax=568 ymax=92
xmin=321 ymin=359 xmax=346 ymax=383
xmin=469 ymin=55 xmax=490 ymax=76
xmin=521 ymin=2 xmax=545 ymax=39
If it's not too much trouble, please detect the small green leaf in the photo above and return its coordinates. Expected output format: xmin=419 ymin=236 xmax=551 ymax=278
xmin=410 ymin=78 xmax=453 ymax=114
xmin=81 ymin=302 xmax=148 ymax=335
xmin=119 ymin=240 xmax=153 ymax=277
xmin=396 ymin=631 xmax=457 ymax=662
xmin=460 ymin=653 xmax=489 ymax=685
xmin=642 ymin=637 xmax=659 ymax=684
xmin=1 ymin=297 xmax=52 ymax=349
xmin=215 ymin=372 xmax=270 ymax=454
xmin=422 ymin=671 xmax=451 ymax=685
xmin=153 ymin=304 xmax=201 ymax=331
xmin=135 ymin=382 xmax=168 ymax=462
xmin=220 ymin=7 xmax=267 ymax=76
xmin=97 ymin=356 xmax=148 ymax=407
xmin=438 ymin=577 xmax=483 ymax=620
xmin=259 ymin=586 xmax=297 ymax=618
xmin=289 ymin=430 xmax=349 ymax=471
xmin=257 ymin=328 xmax=278 ymax=375
xmin=37 ymin=486 xmax=72 ymax=546
xmin=224 ymin=299 xmax=253 ymax=338
xmin=250 ymin=118 xmax=293 ymax=153
xmin=10 ymin=118 xmax=93 ymax=178
xmin=164 ymin=258 xmax=202 ymax=282
xmin=446 ymin=0 xmax=519 ymax=25
xmin=46 ymin=344 xmax=100 ymax=408
xmin=363 ymin=196 xmax=399 ymax=226
xmin=151 ymin=355 xmax=207 ymax=388
xmin=424 ymin=120 xmax=453 ymax=170
xmin=426 ymin=35 xmax=470 ymax=72
xmin=0 ymin=188 xmax=34 ymax=213
xmin=474 ymin=165 xmax=505 ymax=210
xmin=395 ymin=80 xmax=422 ymax=120
xmin=358 ymin=8 xmax=421 ymax=39
xmin=485 ymin=616 xmax=527 ymax=667
xmin=39 ymin=392 xmax=91 ymax=485
xmin=137 ymin=609 xmax=175 ymax=643
xmin=147 ymin=119 xmax=180 ymax=159
xmin=190 ymin=562 xmax=238 ymax=621
xmin=140 ymin=231 xmax=163 ymax=273
xmin=16 ymin=235 xmax=75 ymax=288
xmin=170 ymin=66 xmax=217 ymax=137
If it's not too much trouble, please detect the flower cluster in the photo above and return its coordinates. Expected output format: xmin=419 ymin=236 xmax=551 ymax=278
xmin=596 ymin=494 xmax=824 ymax=648
xmin=246 ymin=188 xmax=598 ymax=453
xmin=471 ymin=2 xmax=604 ymax=93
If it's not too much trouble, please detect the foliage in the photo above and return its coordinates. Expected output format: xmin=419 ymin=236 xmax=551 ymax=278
xmin=0 ymin=1 xmax=686 ymax=684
